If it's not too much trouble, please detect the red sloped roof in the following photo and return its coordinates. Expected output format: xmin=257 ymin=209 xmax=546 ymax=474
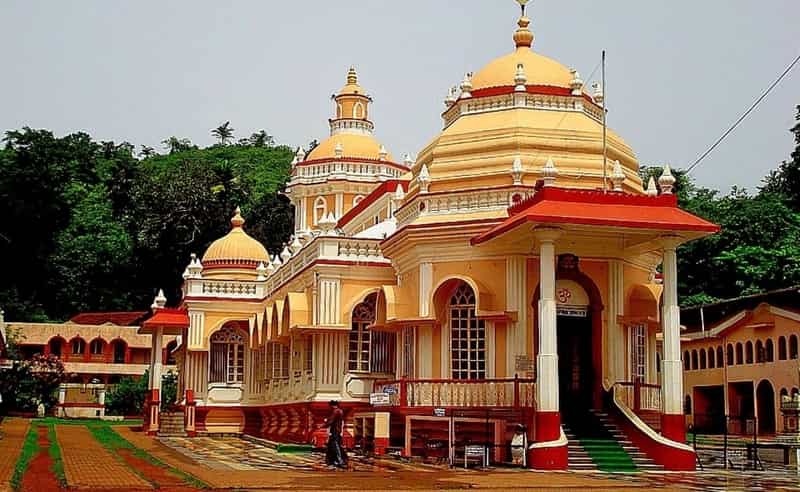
xmin=68 ymin=311 xmax=149 ymax=326
xmin=337 ymin=179 xmax=409 ymax=228
xmin=471 ymin=187 xmax=720 ymax=245
xmin=142 ymin=308 xmax=189 ymax=329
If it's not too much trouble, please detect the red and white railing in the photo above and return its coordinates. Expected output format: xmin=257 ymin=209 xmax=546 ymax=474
xmin=374 ymin=377 xmax=536 ymax=408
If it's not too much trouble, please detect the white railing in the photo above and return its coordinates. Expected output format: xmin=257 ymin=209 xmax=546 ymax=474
xmin=289 ymin=161 xmax=403 ymax=186
xmin=395 ymin=186 xmax=534 ymax=227
xmin=374 ymin=378 xmax=536 ymax=408
xmin=263 ymin=370 xmax=315 ymax=403
xmin=185 ymin=278 xmax=265 ymax=299
xmin=613 ymin=381 xmax=662 ymax=413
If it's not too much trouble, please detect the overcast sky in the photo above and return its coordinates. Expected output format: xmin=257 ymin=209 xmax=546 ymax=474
xmin=1 ymin=1 xmax=798 ymax=192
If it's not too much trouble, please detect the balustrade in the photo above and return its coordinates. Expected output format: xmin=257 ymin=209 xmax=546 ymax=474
xmin=374 ymin=377 xmax=536 ymax=409
xmin=613 ymin=381 xmax=662 ymax=413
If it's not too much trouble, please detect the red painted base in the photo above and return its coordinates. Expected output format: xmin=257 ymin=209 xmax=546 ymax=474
xmin=613 ymin=409 xmax=695 ymax=471
xmin=535 ymin=411 xmax=561 ymax=441
xmin=661 ymin=413 xmax=686 ymax=443
xmin=373 ymin=437 xmax=389 ymax=455
xmin=528 ymin=411 xmax=567 ymax=470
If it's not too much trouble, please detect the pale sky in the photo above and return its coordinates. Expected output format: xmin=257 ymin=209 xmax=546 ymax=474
xmin=1 ymin=0 xmax=798 ymax=192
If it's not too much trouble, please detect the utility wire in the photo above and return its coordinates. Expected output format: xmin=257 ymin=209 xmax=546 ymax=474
xmin=687 ymin=53 xmax=800 ymax=174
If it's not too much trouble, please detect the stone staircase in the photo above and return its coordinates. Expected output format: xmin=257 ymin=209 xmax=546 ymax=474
xmin=158 ymin=411 xmax=186 ymax=437
xmin=563 ymin=409 xmax=662 ymax=472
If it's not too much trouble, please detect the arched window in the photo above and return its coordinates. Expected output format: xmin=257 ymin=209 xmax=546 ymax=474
xmin=745 ymin=341 xmax=754 ymax=364
xmin=765 ymin=339 xmax=774 ymax=362
xmin=790 ymin=335 xmax=799 ymax=360
xmin=717 ymin=346 xmax=724 ymax=367
xmin=90 ymin=339 xmax=104 ymax=355
xmin=699 ymin=349 xmax=707 ymax=369
xmin=683 ymin=351 xmax=690 ymax=371
xmin=736 ymin=343 xmax=743 ymax=365
xmin=691 ymin=350 xmax=698 ymax=370
xmin=684 ymin=395 xmax=692 ymax=415
xmin=336 ymin=103 xmax=342 ymax=118
xmin=727 ymin=344 xmax=734 ymax=366
xmin=111 ymin=340 xmax=127 ymax=364
xmin=209 ymin=326 xmax=245 ymax=384
xmin=71 ymin=338 xmax=86 ymax=355
xmin=756 ymin=340 xmax=765 ymax=363
xmin=793 ymin=388 xmax=800 ymax=397
xmin=48 ymin=337 xmax=64 ymax=357
xmin=353 ymin=102 xmax=364 ymax=119
xmin=313 ymin=196 xmax=327 ymax=225
xmin=450 ymin=283 xmax=486 ymax=380
xmin=348 ymin=294 xmax=375 ymax=372
xmin=779 ymin=336 xmax=787 ymax=360
xmin=708 ymin=348 xmax=715 ymax=369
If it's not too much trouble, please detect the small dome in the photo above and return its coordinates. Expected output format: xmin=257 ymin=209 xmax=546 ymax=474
xmin=306 ymin=133 xmax=394 ymax=162
xmin=338 ymin=66 xmax=366 ymax=96
xmin=471 ymin=16 xmax=573 ymax=91
xmin=202 ymin=208 xmax=269 ymax=266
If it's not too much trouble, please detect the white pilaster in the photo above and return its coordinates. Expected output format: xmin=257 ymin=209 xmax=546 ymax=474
xmin=335 ymin=193 xmax=344 ymax=218
xmin=318 ymin=277 xmax=341 ymax=325
xmin=506 ymin=255 xmax=528 ymax=375
xmin=535 ymin=228 xmax=561 ymax=413
xmin=661 ymin=238 xmax=682 ymax=415
xmin=149 ymin=327 xmax=164 ymax=392
xmin=607 ymin=260 xmax=625 ymax=386
xmin=300 ymin=197 xmax=308 ymax=231
xmin=419 ymin=262 xmax=433 ymax=317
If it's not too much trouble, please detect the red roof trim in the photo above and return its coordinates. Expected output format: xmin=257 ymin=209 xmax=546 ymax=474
xmin=294 ymin=157 xmax=410 ymax=173
xmin=337 ymin=180 xmax=409 ymax=228
xmin=68 ymin=311 xmax=149 ymax=326
xmin=471 ymin=187 xmax=720 ymax=245
xmin=143 ymin=308 xmax=189 ymax=329
xmin=461 ymin=85 xmax=597 ymax=106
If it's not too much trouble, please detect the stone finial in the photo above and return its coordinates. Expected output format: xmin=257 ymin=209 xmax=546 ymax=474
xmin=187 ymin=252 xmax=203 ymax=278
xmin=151 ymin=289 xmax=167 ymax=310
xmin=417 ymin=163 xmax=431 ymax=193
xmin=459 ymin=72 xmax=473 ymax=99
xmin=272 ymin=253 xmax=282 ymax=267
xmin=646 ymin=176 xmax=658 ymax=197
xmin=570 ymin=69 xmax=584 ymax=96
xmin=541 ymin=157 xmax=559 ymax=187
xmin=182 ymin=267 xmax=190 ymax=280
xmin=231 ymin=206 xmax=245 ymax=228
xmin=514 ymin=63 xmax=527 ymax=92
xmin=334 ymin=142 xmax=344 ymax=159
xmin=290 ymin=235 xmax=302 ymax=255
xmin=403 ymin=153 xmax=414 ymax=168
xmin=266 ymin=259 xmax=276 ymax=276
xmin=610 ymin=160 xmax=625 ymax=192
xmin=378 ymin=145 xmax=388 ymax=161
xmin=592 ymin=82 xmax=604 ymax=106
xmin=393 ymin=184 xmax=406 ymax=202
xmin=293 ymin=146 xmax=306 ymax=166
xmin=659 ymin=164 xmax=676 ymax=195
xmin=256 ymin=261 xmax=267 ymax=281
xmin=444 ymin=86 xmax=458 ymax=107
xmin=511 ymin=155 xmax=524 ymax=185
xmin=280 ymin=245 xmax=292 ymax=262
xmin=318 ymin=212 xmax=337 ymax=232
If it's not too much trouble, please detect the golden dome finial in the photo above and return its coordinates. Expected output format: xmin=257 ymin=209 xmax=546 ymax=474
xmin=347 ymin=66 xmax=358 ymax=85
xmin=231 ymin=206 xmax=245 ymax=229
xmin=513 ymin=0 xmax=534 ymax=49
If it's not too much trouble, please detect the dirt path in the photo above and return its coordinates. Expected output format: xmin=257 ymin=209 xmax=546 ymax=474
xmin=20 ymin=426 xmax=62 ymax=492
xmin=0 ymin=418 xmax=30 ymax=490
xmin=55 ymin=425 xmax=151 ymax=489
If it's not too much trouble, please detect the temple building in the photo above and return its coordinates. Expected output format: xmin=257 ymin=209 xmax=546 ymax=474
xmin=142 ymin=3 xmax=719 ymax=471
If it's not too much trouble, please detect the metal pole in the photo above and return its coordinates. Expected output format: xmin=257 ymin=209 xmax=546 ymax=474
xmin=724 ymin=415 xmax=728 ymax=469
xmin=601 ymin=50 xmax=607 ymax=193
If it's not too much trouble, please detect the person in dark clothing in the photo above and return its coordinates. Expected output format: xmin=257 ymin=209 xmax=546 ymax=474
xmin=325 ymin=400 xmax=347 ymax=468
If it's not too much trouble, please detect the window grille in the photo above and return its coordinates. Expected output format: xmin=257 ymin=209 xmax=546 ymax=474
xmin=209 ymin=326 xmax=245 ymax=384
xmin=449 ymin=283 xmax=486 ymax=380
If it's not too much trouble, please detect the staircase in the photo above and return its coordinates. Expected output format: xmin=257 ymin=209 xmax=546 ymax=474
xmin=158 ymin=411 xmax=186 ymax=437
xmin=563 ymin=409 xmax=661 ymax=472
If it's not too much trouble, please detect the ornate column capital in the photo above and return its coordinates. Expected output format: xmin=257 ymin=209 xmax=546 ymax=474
xmin=659 ymin=234 xmax=684 ymax=251
xmin=532 ymin=226 xmax=562 ymax=243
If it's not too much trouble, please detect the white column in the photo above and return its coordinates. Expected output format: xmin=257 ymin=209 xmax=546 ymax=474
xmin=608 ymin=260 xmax=625 ymax=385
xmin=335 ymin=193 xmax=344 ymax=218
xmin=419 ymin=262 xmax=433 ymax=318
xmin=506 ymin=256 xmax=527 ymax=375
xmin=661 ymin=238 xmax=682 ymax=415
xmin=149 ymin=327 xmax=164 ymax=392
xmin=535 ymin=228 xmax=561 ymax=413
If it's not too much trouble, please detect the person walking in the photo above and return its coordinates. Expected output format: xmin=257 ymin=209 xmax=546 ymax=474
xmin=325 ymin=400 xmax=347 ymax=469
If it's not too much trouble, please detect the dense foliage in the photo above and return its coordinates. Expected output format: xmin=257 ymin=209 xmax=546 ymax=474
xmin=104 ymin=370 xmax=178 ymax=415
xmin=0 ymin=127 xmax=294 ymax=321
xmin=0 ymin=328 xmax=66 ymax=413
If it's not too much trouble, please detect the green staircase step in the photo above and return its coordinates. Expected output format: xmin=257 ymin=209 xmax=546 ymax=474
xmin=276 ymin=443 xmax=313 ymax=453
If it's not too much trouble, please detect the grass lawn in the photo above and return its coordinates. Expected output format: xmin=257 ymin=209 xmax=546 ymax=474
xmin=33 ymin=416 xmax=143 ymax=426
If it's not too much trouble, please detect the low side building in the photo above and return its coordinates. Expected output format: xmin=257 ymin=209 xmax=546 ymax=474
xmin=680 ymin=288 xmax=800 ymax=436
xmin=1 ymin=310 xmax=177 ymax=417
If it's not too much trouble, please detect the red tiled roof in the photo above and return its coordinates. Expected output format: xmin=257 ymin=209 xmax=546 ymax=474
xmin=142 ymin=308 xmax=189 ymax=329
xmin=68 ymin=311 xmax=149 ymax=326
xmin=471 ymin=187 xmax=720 ymax=245
xmin=337 ymin=180 xmax=409 ymax=228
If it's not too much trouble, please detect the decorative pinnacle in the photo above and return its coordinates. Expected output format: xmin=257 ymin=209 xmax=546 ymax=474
xmin=514 ymin=63 xmax=527 ymax=91
xmin=346 ymin=66 xmax=358 ymax=85
xmin=646 ymin=177 xmax=658 ymax=197
xmin=610 ymin=160 xmax=625 ymax=191
xmin=231 ymin=206 xmax=245 ymax=228
xmin=658 ymin=164 xmax=676 ymax=195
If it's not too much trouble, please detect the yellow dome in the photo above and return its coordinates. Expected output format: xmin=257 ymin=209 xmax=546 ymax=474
xmin=471 ymin=16 xmax=573 ymax=90
xmin=472 ymin=48 xmax=573 ymax=90
xmin=306 ymin=133 xmax=394 ymax=162
xmin=202 ymin=208 xmax=269 ymax=266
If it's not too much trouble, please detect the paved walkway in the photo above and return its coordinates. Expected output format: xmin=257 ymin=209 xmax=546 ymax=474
xmin=0 ymin=418 xmax=29 ymax=491
xmin=56 ymin=425 xmax=151 ymax=489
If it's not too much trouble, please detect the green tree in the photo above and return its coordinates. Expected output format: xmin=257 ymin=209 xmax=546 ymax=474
xmin=211 ymin=121 xmax=235 ymax=145
xmin=161 ymin=136 xmax=195 ymax=154
xmin=762 ymin=105 xmax=800 ymax=207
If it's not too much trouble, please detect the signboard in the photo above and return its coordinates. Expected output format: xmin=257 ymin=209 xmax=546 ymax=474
xmin=370 ymin=392 xmax=391 ymax=406
xmin=515 ymin=355 xmax=534 ymax=372
xmin=382 ymin=386 xmax=398 ymax=395
xmin=465 ymin=445 xmax=485 ymax=457
xmin=433 ymin=408 xmax=446 ymax=417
